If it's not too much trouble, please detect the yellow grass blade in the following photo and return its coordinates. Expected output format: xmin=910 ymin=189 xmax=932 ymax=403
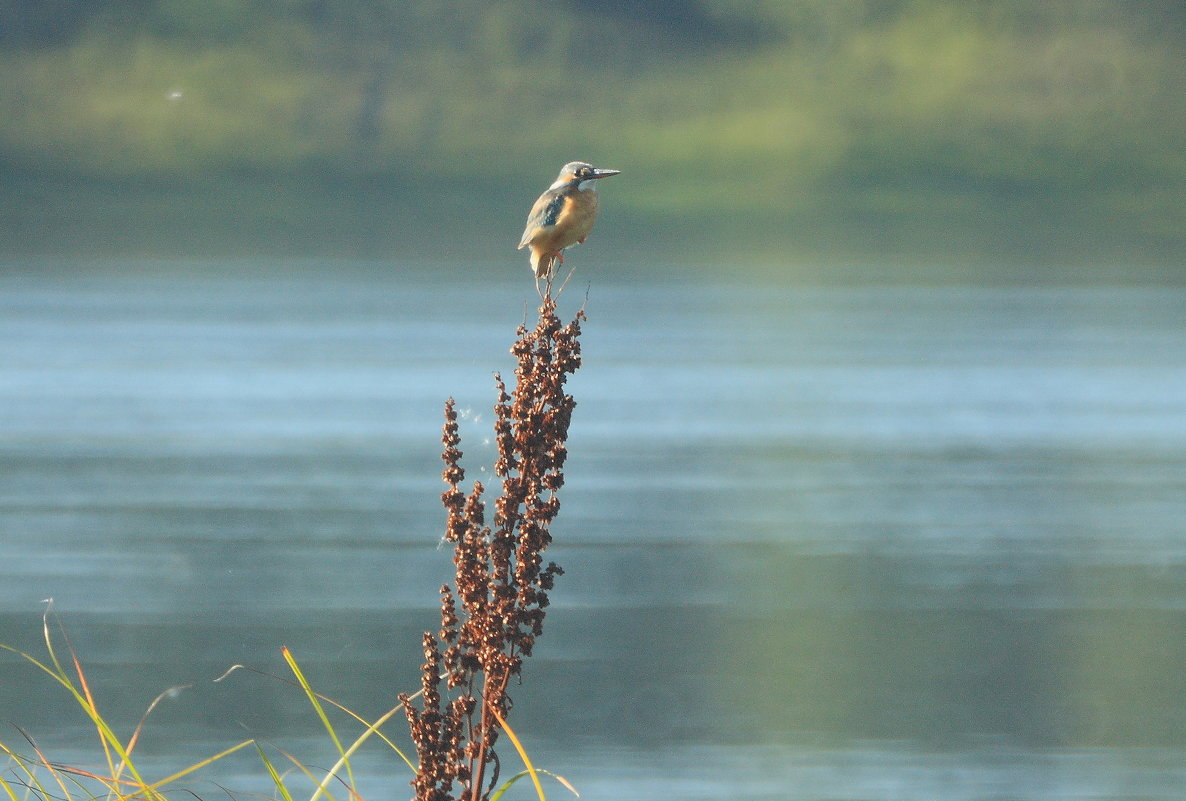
xmin=490 ymin=708 xmax=545 ymax=801
xmin=487 ymin=710 xmax=579 ymax=801
xmin=144 ymin=739 xmax=257 ymax=791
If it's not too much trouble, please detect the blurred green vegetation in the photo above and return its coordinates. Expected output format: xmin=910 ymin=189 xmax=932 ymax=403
xmin=720 ymin=548 xmax=1186 ymax=747
xmin=1 ymin=0 xmax=1183 ymax=275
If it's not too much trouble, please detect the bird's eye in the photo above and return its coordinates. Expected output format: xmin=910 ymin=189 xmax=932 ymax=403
xmin=578 ymin=167 xmax=590 ymax=178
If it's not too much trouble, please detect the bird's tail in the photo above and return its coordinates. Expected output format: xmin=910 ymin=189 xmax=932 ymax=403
xmin=532 ymin=251 xmax=558 ymax=279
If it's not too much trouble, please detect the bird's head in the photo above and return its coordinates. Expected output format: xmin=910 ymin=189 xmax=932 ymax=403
xmin=551 ymin=161 xmax=621 ymax=191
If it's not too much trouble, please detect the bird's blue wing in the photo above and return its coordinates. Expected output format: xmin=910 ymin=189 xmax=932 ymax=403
xmin=519 ymin=190 xmax=566 ymax=248
xmin=538 ymin=192 xmax=565 ymax=228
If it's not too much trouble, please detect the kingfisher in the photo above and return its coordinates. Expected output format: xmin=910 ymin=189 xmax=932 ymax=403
xmin=518 ymin=161 xmax=620 ymax=292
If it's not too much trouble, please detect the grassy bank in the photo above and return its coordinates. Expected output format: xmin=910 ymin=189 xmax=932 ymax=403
xmin=1 ymin=1 xmax=1183 ymax=274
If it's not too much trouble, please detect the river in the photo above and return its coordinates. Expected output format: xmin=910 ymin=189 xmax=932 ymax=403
xmin=2 ymin=260 xmax=1185 ymax=800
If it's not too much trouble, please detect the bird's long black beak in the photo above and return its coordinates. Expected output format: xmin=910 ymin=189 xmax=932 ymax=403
xmin=589 ymin=168 xmax=621 ymax=179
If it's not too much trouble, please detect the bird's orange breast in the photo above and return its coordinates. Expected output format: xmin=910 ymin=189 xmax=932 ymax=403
xmin=524 ymin=188 xmax=600 ymax=254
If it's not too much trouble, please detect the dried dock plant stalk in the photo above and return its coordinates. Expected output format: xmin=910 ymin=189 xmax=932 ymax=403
xmin=401 ymin=295 xmax=584 ymax=801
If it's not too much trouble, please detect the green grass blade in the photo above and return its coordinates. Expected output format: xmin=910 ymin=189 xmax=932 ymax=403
xmin=215 ymin=656 xmax=417 ymax=801
xmin=489 ymin=770 xmax=532 ymax=801
xmin=282 ymin=647 xmax=356 ymax=790
xmin=307 ymin=700 xmax=417 ymax=801
xmin=490 ymin=770 xmax=579 ymax=801
xmin=219 ymin=661 xmax=415 ymax=770
xmin=255 ymin=742 xmax=297 ymax=801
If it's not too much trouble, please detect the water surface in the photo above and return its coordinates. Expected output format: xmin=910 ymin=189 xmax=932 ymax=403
xmin=2 ymin=261 xmax=1185 ymax=799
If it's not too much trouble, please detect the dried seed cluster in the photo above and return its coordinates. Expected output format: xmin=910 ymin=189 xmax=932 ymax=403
xmin=401 ymin=296 xmax=584 ymax=801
